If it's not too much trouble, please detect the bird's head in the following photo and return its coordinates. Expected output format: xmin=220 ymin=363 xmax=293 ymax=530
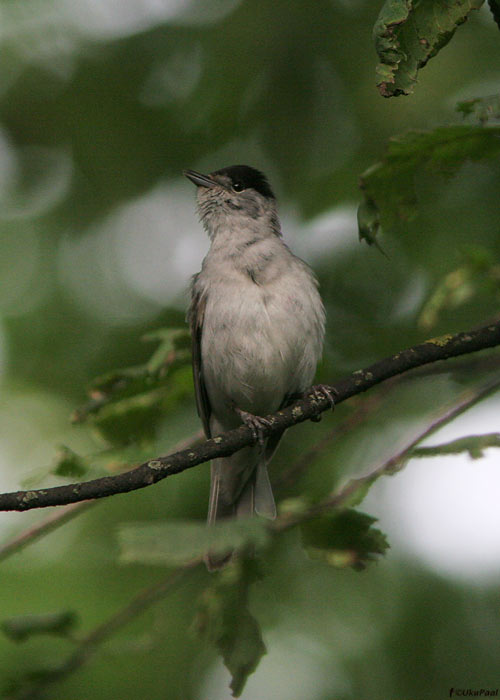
xmin=184 ymin=165 xmax=280 ymax=240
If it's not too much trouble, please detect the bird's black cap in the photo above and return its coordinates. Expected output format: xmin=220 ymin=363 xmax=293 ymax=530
xmin=213 ymin=165 xmax=275 ymax=200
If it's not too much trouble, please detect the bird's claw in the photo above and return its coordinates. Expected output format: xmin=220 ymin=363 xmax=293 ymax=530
xmin=235 ymin=408 xmax=272 ymax=448
xmin=309 ymin=384 xmax=337 ymax=412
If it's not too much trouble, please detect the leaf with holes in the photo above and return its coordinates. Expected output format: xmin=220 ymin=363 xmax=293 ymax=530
xmin=374 ymin=0 xmax=484 ymax=97
xmin=301 ymin=509 xmax=389 ymax=570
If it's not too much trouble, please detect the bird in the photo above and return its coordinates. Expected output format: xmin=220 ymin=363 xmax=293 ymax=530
xmin=185 ymin=165 xmax=331 ymax=570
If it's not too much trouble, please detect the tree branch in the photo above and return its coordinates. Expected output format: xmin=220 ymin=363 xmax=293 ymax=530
xmin=11 ymin=376 xmax=500 ymax=698
xmin=1 ymin=321 xmax=499 ymax=512
xmin=0 ymin=432 xmax=204 ymax=561
xmin=275 ymin=348 xmax=500 ymax=492
xmin=274 ymin=376 xmax=500 ymax=531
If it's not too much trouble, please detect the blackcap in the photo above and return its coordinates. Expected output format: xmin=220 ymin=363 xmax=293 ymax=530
xmin=185 ymin=165 xmax=328 ymax=569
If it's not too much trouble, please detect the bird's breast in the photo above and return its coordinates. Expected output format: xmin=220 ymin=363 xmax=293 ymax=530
xmin=200 ymin=266 xmax=324 ymax=419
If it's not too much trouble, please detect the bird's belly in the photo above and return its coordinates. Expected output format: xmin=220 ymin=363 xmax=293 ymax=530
xmin=201 ymin=282 xmax=319 ymax=420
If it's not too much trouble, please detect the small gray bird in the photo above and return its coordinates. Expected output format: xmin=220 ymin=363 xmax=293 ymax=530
xmin=185 ymin=165 xmax=329 ymax=570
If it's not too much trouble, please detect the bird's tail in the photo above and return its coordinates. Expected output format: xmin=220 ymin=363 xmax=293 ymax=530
xmin=205 ymin=446 xmax=276 ymax=571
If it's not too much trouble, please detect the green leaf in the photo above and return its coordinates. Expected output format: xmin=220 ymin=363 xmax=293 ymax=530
xmin=52 ymin=445 xmax=89 ymax=477
xmin=118 ymin=518 xmax=270 ymax=567
xmin=22 ymin=442 xmax=156 ymax=489
xmin=72 ymin=326 xmax=191 ymax=440
xmin=79 ymin=364 xmax=192 ymax=446
xmin=2 ymin=611 xmax=78 ymax=642
xmin=358 ymin=125 xmax=500 ymax=238
xmin=22 ymin=446 xmax=99 ymax=489
xmin=412 ymin=433 xmax=500 ymax=459
xmin=301 ymin=509 xmax=389 ymax=570
xmin=85 ymin=387 xmax=172 ymax=445
xmin=278 ymin=497 xmax=313 ymax=517
xmin=193 ymin=559 xmax=266 ymax=697
xmin=84 ymin=327 xmax=190 ymax=398
xmin=374 ymin=0 xmax=484 ymax=98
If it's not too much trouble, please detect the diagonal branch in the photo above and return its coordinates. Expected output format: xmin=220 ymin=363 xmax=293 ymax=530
xmin=272 ymin=376 xmax=500 ymax=534
xmin=283 ymin=377 xmax=500 ymax=526
xmin=13 ymin=568 xmax=191 ymax=700
xmin=0 ymin=321 xmax=499 ymax=512
xmin=0 ymin=502 xmax=95 ymax=564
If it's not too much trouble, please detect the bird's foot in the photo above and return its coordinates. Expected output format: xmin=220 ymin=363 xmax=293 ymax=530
xmin=235 ymin=408 xmax=273 ymax=448
xmin=308 ymin=384 xmax=337 ymax=422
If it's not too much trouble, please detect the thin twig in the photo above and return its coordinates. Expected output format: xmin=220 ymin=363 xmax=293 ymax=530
xmin=274 ymin=376 xmax=500 ymax=530
xmin=412 ymin=433 xmax=500 ymax=457
xmin=0 ymin=502 xmax=94 ymax=564
xmin=0 ymin=320 xmax=498 ymax=512
xmin=276 ymin=351 xmax=500 ymax=493
xmin=14 ymin=565 xmax=196 ymax=700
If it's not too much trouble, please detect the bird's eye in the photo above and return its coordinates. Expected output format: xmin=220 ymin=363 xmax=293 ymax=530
xmin=231 ymin=182 xmax=244 ymax=192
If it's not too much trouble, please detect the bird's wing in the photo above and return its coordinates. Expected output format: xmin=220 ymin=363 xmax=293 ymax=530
xmin=189 ymin=278 xmax=212 ymax=438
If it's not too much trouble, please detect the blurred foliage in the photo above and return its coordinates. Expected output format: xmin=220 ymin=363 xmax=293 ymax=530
xmin=0 ymin=0 xmax=499 ymax=698
xmin=50 ymin=444 xmax=90 ymax=479
xmin=118 ymin=518 xmax=270 ymax=568
xmin=358 ymin=125 xmax=500 ymax=243
xmin=418 ymin=246 xmax=500 ymax=330
xmin=72 ymin=327 xmax=192 ymax=444
xmin=300 ymin=509 xmax=389 ymax=571
xmin=194 ymin=559 xmax=266 ymax=697
xmin=1 ymin=611 xmax=78 ymax=643
xmin=456 ymin=93 xmax=500 ymax=122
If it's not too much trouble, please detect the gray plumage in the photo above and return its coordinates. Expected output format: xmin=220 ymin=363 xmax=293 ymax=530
xmin=185 ymin=165 xmax=325 ymax=570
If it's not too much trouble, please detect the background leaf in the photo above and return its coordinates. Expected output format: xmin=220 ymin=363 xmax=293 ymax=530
xmin=358 ymin=124 xmax=500 ymax=237
xmin=2 ymin=612 xmax=78 ymax=642
xmin=72 ymin=328 xmax=192 ymax=445
xmin=456 ymin=94 xmax=500 ymax=123
xmin=301 ymin=509 xmax=390 ymax=570
xmin=193 ymin=560 xmax=266 ymax=697
xmin=118 ymin=518 xmax=270 ymax=567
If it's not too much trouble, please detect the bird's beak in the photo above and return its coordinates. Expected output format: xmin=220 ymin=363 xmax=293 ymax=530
xmin=183 ymin=169 xmax=218 ymax=188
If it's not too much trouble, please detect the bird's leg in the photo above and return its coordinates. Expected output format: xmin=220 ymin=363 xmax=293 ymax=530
xmin=307 ymin=384 xmax=337 ymax=422
xmin=309 ymin=383 xmax=337 ymax=406
xmin=234 ymin=407 xmax=273 ymax=448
